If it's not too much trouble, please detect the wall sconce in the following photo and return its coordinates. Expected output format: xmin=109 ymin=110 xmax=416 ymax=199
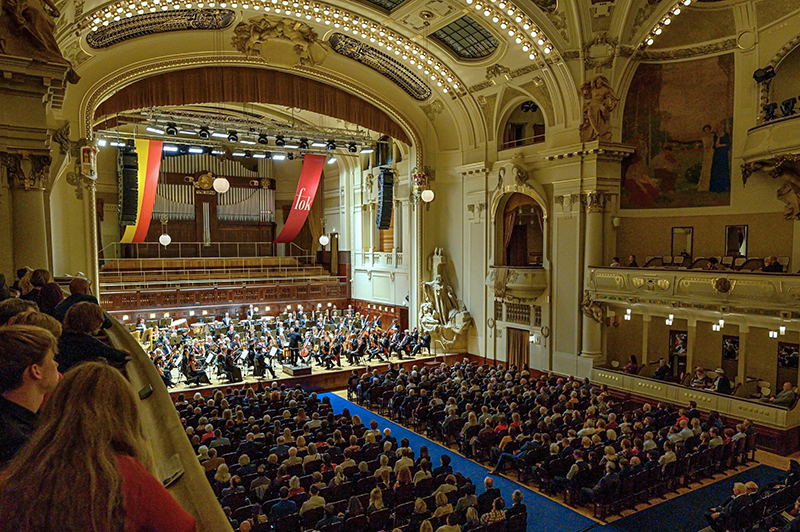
xmin=665 ymin=314 xmax=674 ymax=326
xmin=202 ymin=310 xmax=208 ymax=315
xmin=780 ymin=326 xmax=786 ymax=335
xmin=189 ymin=311 xmax=195 ymax=316
xmin=412 ymin=167 xmax=435 ymax=204
xmin=265 ymin=306 xmax=270 ymax=311
xmin=149 ymin=313 xmax=156 ymax=318
xmin=712 ymin=324 xmax=720 ymax=332
xmin=122 ymin=315 xmax=129 ymax=321
xmin=769 ymin=330 xmax=779 ymax=338
xmin=624 ymin=309 xmax=631 ymax=321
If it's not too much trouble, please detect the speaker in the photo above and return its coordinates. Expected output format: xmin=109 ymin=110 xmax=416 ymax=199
xmin=376 ymin=167 xmax=394 ymax=230
xmin=118 ymin=148 xmax=138 ymax=226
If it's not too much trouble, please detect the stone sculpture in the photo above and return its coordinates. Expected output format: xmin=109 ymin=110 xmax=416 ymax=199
xmin=579 ymin=75 xmax=620 ymax=142
xmin=419 ymin=248 xmax=472 ymax=352
xmin=231 ymin=15 xmax=327 ymax=66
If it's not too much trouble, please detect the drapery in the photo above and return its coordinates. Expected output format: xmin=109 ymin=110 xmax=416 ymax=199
xmin=95 ymin=67 xmax=410 ymax=145
xmin=507 ymin=327 xmax=529 ymax=370
xmin=307 ymin=186 xmax=323 ymax=250
xmin=502 ymin=211 xmax=516 ymax=252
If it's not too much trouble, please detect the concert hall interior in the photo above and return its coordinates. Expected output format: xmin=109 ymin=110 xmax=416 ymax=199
xmin=4 ymin=0 xmax=800 ymax=531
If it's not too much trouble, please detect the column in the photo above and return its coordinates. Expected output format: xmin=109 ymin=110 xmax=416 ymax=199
xmin=686 ymin=317 xmax=697 ymax=377
xmin=581 ymin=191 xmax=606 ymax=363
xmin=641 ymin=314 xmax=650 ymax=365
xmin=738 ymin=326 xmax=748 ymax=386
xmin=3 ymin=153 xmax=51 ymax=270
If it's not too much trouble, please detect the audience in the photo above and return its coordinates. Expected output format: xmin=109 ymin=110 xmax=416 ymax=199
xmin=56 ymin=302 xmax=128 ymax=372
xmin=0 ymin=362 xmax=196 ymax=532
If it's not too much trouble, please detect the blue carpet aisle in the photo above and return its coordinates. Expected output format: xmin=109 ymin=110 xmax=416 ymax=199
xmin=602 ymin=464 xmax=784 ymax=532
xmin=321 ymin=393 xmax=597 ymax=532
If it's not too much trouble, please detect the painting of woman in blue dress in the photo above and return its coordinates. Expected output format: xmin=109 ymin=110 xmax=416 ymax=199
xmin=709 ymin=126 xmax=731 ymax=193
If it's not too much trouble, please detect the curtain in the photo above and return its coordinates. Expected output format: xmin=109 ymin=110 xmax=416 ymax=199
xmin=307 ymin=188 xmax=323 ymax=251
xmin=507 ymin=328 xmax=529 ymax=370
xmin=502 ymin=211 xmax=516 ymax=253
xmin=95 ymin=67 xmax=410 ymax=145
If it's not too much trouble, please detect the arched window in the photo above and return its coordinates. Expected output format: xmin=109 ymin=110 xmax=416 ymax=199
xmin=499 ymin=193 xmax=544 ymax=267
xmin=500 ymin=101 xmax=545 ymax=150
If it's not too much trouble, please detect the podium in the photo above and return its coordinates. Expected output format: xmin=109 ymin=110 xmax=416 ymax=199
xmin=283 ymin=364 xmax=312 ymax=377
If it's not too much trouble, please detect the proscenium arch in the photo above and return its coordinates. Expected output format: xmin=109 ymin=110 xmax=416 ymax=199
xmin=79 ymin=56 xmax=423 ymax=164
xmin=93 ymin=66 xmax=411 ymax=145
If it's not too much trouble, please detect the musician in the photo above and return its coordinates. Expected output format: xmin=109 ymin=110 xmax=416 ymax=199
xmin=367 ymin=334 xmax=386 ymax=362
xmin=344 ymin=334 xmax=364 ymax=365
xmin=287 ymin=327 xmax=302 ymax=366
xmin=223 ymin=348 xmax=243 ymax=383
xmin=411 ymin=330 xmax=431 ymax=356
xmin=398 ymin=330 xmax=413 ymax=359
xmin=246 ymin=304 xmax=255 ymax=321
xmin=155 ymin=356 xmax=175 ymax=388
xmin=222 ymin=312 xmax=232 ymax=327
xmin=186 ymin=353 xmax=211 ymax=385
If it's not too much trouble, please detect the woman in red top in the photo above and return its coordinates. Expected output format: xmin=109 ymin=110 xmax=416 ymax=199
xmin=0 ymin=362 xmax=196 ymax=532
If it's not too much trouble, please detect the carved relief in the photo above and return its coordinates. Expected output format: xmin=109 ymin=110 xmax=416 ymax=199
xmin=486 ymin=64 xmax=511 ymax=80
xmin=421 ymin=100 xmax=444 ymax=123
xmin=584 ymin=191 xmax=607 ymax=213
xmin=742 ymin=154 xmax=800 ymax=220
xmin=583 ymin=33 xmax=618 ymax=71
xmin=419 ymin=248 xmax=472 ymax=352
xmin=579 ymin=75 xmax=620 ymax=142
xmin=581 ymin=290 xmax=604 ymax=322
xmin=232 ymin=15 xmax=327 ymax=66
xmin=1 ymin=153 xmax=52 ymax=191
xmin=86 ymin=9 xmax=234 ymax=48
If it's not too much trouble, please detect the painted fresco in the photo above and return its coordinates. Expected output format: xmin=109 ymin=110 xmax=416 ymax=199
xmin=621 ymin=54 xmax=734 ymax=209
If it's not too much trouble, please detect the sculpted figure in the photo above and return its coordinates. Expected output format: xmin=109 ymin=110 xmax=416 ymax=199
xmin=579 ymin=75 xmax=620 ymax=142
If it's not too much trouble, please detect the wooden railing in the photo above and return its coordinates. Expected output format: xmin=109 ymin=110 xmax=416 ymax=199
xmin=105 ymin=316 xmax=232 ymax=532
xmin=99 ymin=280 xmax=351 ymax=313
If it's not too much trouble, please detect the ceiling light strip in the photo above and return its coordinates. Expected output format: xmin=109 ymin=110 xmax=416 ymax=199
xmin=640 ymin=0 xmax=692 ymax=48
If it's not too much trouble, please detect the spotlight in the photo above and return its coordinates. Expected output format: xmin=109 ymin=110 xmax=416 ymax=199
xmin=227 ymin=130 xmax=239 ymax=142
xmin=198 ymin=126 xmax=210 ymax=139
xmin=327 ymin=156 xmax=336 ymax=165
xmin=299 ymin=138 xmax=309 ymax=149
xmin=753 ymin=65 xmax=776 ymax=84
xmin=361 ymin=147 xmax=374 ymax=154
xmin=212 ymin=131 xmax=228 ymax=139
xmin=188 ymin=146 xmax=204 ymax=154
xmin=764 ymin=102 xmax=778 ymax=121
xmin=275 ymin=135 xmax=285 ymax=147
xmin=311 ymin=140 xmax=327 ymax=148
xmin=781 ymin=97 xmax=797 ymax=117
xmin=146 ymin=126 xmax=165 ymax=135
xmin=326 ymin=139 xmax=336 ymax=150
xmin=165 ymin=123 xmax=178 ymax=136
xmin=348 ymin=142 xmax=357 ymax=153
xmin=163 ymin=145 xmax=179 ymax=152
xmin=258 ymin=133 xmax=269 ymax=145
xmin=97 ymin=138 xmax=107 ymax=147
xmin=232 ymin=151 xmax=246 ymax=157
xmin=211 ymin=148 xmax=224 ymax=155
xmin=273 ymin=154 xmax=286 ymax=160
xmin=287 ymin=152 xmax=295 ymax=160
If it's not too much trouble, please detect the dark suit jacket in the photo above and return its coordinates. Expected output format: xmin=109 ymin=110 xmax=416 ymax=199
xmin=477 ymin=487 xmax=501 ymax=515
xmin=269 ymin=499 xmax=296 ymax=521
xmin=53 ymin=293 xmax=99 ymax=323
xmin=56 ymin=331 xmax=128 ymax=372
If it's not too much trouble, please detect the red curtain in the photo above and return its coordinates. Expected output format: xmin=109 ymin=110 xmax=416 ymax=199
xmin=95 ymin=67 xmax=410 ymax=145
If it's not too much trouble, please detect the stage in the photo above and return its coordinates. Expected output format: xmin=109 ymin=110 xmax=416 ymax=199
xmin=167 ymin=351 xmax=483 ymax=398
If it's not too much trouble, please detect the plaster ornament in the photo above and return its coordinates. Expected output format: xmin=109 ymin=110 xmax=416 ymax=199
xmin=580 ymin=290 xmax=604 ymax=323
xmin=232 ymin=15 xmax=327 ymax=66
xmin=579 ymin=75 xmax=620 ymax=142
xmin=419 ymin=248 xmax=473 ymax=352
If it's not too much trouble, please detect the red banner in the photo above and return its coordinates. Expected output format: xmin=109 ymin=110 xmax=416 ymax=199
xmin=274 ymin=154 xmax=325 ymax=243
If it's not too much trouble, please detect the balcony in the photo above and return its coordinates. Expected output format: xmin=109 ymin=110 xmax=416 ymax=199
xmin=742 ymin=113 xmax=800 ymax=164
xmin=486 ymin=266 xmax=548 ymax=300
xmin=587 ymin=267 xmax=800 ymax=313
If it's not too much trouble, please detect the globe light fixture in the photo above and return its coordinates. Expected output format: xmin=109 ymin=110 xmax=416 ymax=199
xmin=213 ymin=177 xmax=230 ymax=194
xmin=421 ymin=189 xmax=435 ymax=203
xmin=158 ymin=233 xmax=172 ymax=247
xmin=319 ymin=234 xmax=330 ymax=246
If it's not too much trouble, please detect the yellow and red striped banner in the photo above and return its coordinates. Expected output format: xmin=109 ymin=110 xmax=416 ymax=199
xmin=120 ymin=139 xmax=163 ymax=243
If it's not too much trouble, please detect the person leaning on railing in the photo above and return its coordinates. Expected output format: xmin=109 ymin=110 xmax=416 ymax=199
xmin=0 ymin=362 xmax=196 ymax=532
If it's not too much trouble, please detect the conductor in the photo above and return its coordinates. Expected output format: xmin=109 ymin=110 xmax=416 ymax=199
xmin=287 ymin=326 xmax=302 ymax=366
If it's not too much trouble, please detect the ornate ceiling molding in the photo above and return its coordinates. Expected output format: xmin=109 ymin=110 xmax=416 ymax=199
xmin=329 ymin=32 xmax=431 ymax=101
xmin=85 ymin=8 xmax=235 ymax=48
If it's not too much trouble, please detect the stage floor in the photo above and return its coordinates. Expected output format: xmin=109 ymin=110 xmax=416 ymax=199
xmin=167 ymin=351 xmax=469 ymax=397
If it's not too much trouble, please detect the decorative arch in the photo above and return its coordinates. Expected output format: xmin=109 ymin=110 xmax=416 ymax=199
xmin=762 ymin=32 xmax=800 ymax=110
xmin=93 ymin=65 xmax=411 ymax=145
xmin=497 ymin=97 xmax=547 ymax=151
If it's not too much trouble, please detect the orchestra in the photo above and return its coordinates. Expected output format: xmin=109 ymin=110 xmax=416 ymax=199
xmin=145 ymin=307 xmax=431 ymax=387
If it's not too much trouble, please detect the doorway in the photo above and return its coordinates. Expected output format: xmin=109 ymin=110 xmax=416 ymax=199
xmin=506 ymin=328 xmax=530 ymax=370
xmin=669 ymin=330 xmax=688 ymax=379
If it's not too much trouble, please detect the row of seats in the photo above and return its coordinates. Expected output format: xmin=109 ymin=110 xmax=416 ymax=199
xmin=643 ymin=255 xmax=789 ymax=271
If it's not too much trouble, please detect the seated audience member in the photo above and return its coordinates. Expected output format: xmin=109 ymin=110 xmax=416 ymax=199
xmin=57 ymin=302 xmax=128 ymax=372
xmin=653 ymin=358 xmax=672 ymax=380
xmin=706 ymin=257 xmax=727 ymax=271
xmin=710 ymin=368 xmax=732 ymax=395
xmin=455 ymin=483 xmax=477 ymax=512
xmin=316 ymin=504 xmax=342 ymax=529
xmin=53 ymin=278 xmax=105 ymax=324
xmin=0 ymin=299 xmax=37 ymax=326
xmin=477 ymin=477 xmax=501 ymax=516
xmin=433 ymin=454 xmax=453 ymax=478
xmin=420 ymin=520 xmax=434 ymax=532
xmin=690 ymin=367 xmax=709 ymax=388
xmin=505 ymin=490 xmax=526 ymax=519
xmin=10 ymin=309 xmax=62 ymax=338
xmin=627 ymin=255 xmax=639 ymax=268
xmin=0 ymin=274 xmax=10 ymax=302
xmin=433 ymin=491 xmax=453 ymax=518
xmin=20 ymin=269 xmax=50 ymax=304
xmin=623 ymin=355 xmax=638 ymax=375
xmin=762 ymin=382 xmax=797 ymax=407
xmin=269 ymin=487 xmax=297 ymax=521
xmin=462 ymin=507 xmax=481 ymax=532
xmin=705 ymin=482 xmax=748 ymax=532
xmin=610 ymin=257 xmax=621 ymax=268
xmin=0 ymin=362 xmax=196 ymax=532
xmin=300 ymin=484 xmax=325 ymax=514
xmin=481 ymin=497 xmax=506 ymax=524
xmin=36 ymin=283 xmax=63 ymax=317
xmin=763 ymin=255 xmax=784 ymax=273
xmin=366 ymin=487 xmax=385 ymax=515
xmin=409 ymin=498 xmax=432 ymax=531
xmin=435 ymin=512 xmax=461 ymax=532
xmin=0 ymin=325 xmax=59 ymax=465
